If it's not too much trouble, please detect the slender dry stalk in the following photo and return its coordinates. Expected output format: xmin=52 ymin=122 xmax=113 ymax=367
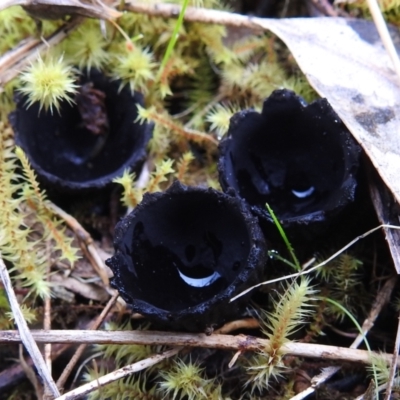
xmin=214 ymin=318 xmax=259 ymax=334
xmin=0 ymin=256 xmax=60 ymax=397
xmin=352 ymin=276 xmax=397 ymax=348
xmin=365 ymin=0 xmax=400 ymax=84
xmin=0 ymin=17 xmax=83 ymax=86
xmin=46 ymin=201 xmax=110 ymax=286
xmin=289 ymin=366 xmax=341 ymax=400
xmin=55 ymin=348 xmax=181 ymax=400
xmin=125 ymin=1 xmax=262 ymax=29
xmin=19 ymin=345 xmax=44 ymax=399
xmin=384 ymin=313 xmax=400 ymax=400
xmin=44 ymin=243 xmax=52 ymax=374
xmin=1 ymin=329 xmax=398 ymax=366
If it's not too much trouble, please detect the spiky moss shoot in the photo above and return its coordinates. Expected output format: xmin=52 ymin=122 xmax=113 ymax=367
xmin=246 ymin=278 xmax=317 ymax=393
xmin=0 ymin=79 xmax=18 ymax=121
xmin=18 ymin=54 xmax=78 ymax=114
xmin=283 ymin=75 xmax=319 ymax=104
xmin=367 ymin=352 xmax=400 ymax=390
xmin=114 ymin=158 xmax=175 ymax=208
xmin=221 ymin=61 xmax=287 ymax=102
xmin=62 ymin=20 xmax=110 ymax=72
xmin=316 ymin=253 xmax=366 ymax=321
xmin=0 ymin=289 xmax=13 ymax=329
xmin=186 ymin=23 xmax=235 ymax=65
xmin=175 ymin=151 xmax=195 ymax=183
xmin=112 ymin=45 xmax=157 ymax=94
xmin=6 ymin=304 xmax=37 ymax=325
xmin=83 ymin=371 xmax=160 ymax=400
xmin=96 ymin=322 xmax=164 ymax=370
xmin=0 ymin=6 xmax=35 ymax=37
xmin=117 ymin=11 xmax=176 ymax=46
xmin=206 ymin=102 xmax=249 ymax=139
xmin=137 ymin=105 xmax=218 ymax=149
xmin=158 ymin=358 xmax=211 ymax=400
xmin=15 ymin=147 xmax=80 ymax=266
xmin=157 ymin=55 xmax=195 ymax=99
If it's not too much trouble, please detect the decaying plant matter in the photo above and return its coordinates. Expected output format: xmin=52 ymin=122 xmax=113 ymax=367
xmin=0 ymin=0 xmax=400 ymax=399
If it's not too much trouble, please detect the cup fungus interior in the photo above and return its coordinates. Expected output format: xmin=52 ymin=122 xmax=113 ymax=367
xmin=117 ymin=191 xmax=252 ymax=312
xmin=13 ymin=70 xmax=150 ymax=187
xmin=221 ymin=94 xmax=356 ymax=220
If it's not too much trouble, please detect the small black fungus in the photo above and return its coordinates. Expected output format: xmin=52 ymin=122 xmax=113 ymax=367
xmin=106 ymin=181 xmax=267 ymax=331
xmin=218 ymin=89 xmax=361 ymax=239
xmin=10 ymin=69 xmax=152 ymax=191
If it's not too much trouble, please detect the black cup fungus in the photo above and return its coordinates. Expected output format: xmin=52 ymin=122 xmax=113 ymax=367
xmin=218 ymin=89 xmax=361 ymax=239
xmin=106 ymin=181 xmax=267 ymax=331
xmin=10 ymin=69 xmax=152 ymax=191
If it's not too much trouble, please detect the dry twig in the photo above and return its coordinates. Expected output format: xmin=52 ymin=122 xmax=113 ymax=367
xmin=0 ymin=17 xmax=83 ymax=86
xmin=1 ymin=329 xmax=398 ymax=366
xmin=46 ymin=201 xmax=110 ymax=286
xmin=213 ymin=317 xmax=259 ymax=334
xmin=353 ymin=275 xmax=397 ymax=348
xmin=290 ymin=366 xmax=341 ymax=400
xmin=55 ymin=348 xmax=181 ymax=400
xmin=125 ymin=1 xmax=262 ymax=29
xmin=365 ymin=0 xmax=400 ymax=84
xmin=384 ymin=313 xmax=400 ymax=400
xmin=0 ymin=256 xmax=60 ymax=397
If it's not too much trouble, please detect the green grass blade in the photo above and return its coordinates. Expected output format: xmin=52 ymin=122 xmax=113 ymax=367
xmin=266 ymin=203 xmax=301 ymax=271
xmin=158 ymin=0 xmax=189 ymax=78
xmin=321 ymin=297 xmax=378 ymax=399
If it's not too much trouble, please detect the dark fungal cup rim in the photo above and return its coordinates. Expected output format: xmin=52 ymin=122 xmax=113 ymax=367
xmin=9 ymin=69 xmax=153 ymax=192
xmin=106 ymin=181 xmax=267 ymax=326
xmin=218 ymin=89 xmax=361 ymax=226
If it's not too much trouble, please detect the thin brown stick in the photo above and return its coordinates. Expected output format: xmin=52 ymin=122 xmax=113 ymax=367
xmin=352 ymin=275 xmax=397 ymax=348
xmin=56 ymin=292 xmax=119 ymax=391
xmin=55 ymin=348 xmax=181 ymax=400
xmin=43 ymin=267 xmax=53 ymax=400
xmin=0 ymin=256 xmax=60 ymax=397
xmin=125 ymin=1 xmax=262 ymax=29
xmin=19 ymin=345 xmax=44 ymax=399
xmin=60 ymin=318 xmax=261 ymax=400
xmin=384 ymin=313 xmax=400 ymax=400
xmin=0 ymin=329 xmax=397 ymax=365
xmin=45 ymin=201 xmax=110 ymax=286
xmin=214 ymin=317 xmax=259 ymax=334
xmin=0 ymin=17 xmax=83 ymax=86
xmin=289 ymin=366 xmax=341 ymax=400
xmin=0 ymin=37 xmax=41 ymax=79
xmin=44 ymin=243 xmax=52 ymax=374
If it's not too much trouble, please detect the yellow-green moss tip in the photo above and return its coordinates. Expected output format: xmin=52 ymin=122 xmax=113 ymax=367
xmin=18 ymin=54 xmax=79 ymax=114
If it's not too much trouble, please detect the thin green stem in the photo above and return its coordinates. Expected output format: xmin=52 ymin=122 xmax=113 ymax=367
xmin=266 ymin=203 xmax=301 ymax=271
xmin=321 ymin=297 xmax=378 ymax=399
xmin=157 ymin=0 xmax=189 ymax=79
